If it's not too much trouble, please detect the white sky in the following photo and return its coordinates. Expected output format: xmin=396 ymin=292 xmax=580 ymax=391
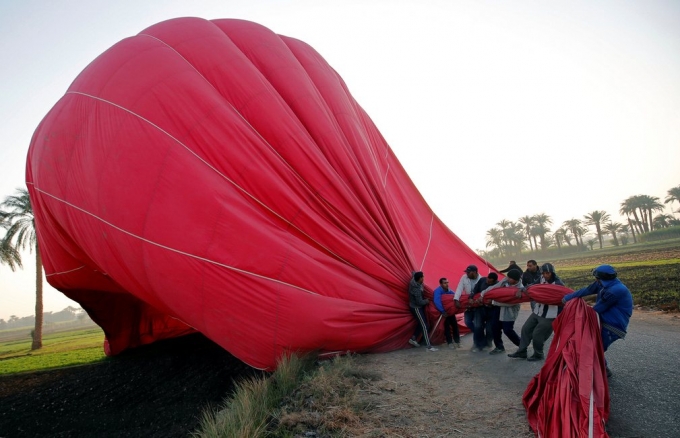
xmin=1 ymin=0 xmax=679 ymax=320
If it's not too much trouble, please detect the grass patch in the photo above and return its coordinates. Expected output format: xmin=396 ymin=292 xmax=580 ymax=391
xmin=0 ymin=328 xmax=106 ymax=375
xmin=194 ymin=353 xmax=380 ymax=437
xmin=489 ymin=241 xmax=680 ymax=311
xmin=489 ymin=238 xmax=680 ymax=267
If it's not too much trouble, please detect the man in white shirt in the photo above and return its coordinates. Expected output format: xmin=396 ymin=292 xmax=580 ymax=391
xmin=454 ymin=265 xmax=482 ymax=350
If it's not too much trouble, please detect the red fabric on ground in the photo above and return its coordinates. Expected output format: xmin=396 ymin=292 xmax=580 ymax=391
xmin=523 ymin=299 xmax=610 ymax=437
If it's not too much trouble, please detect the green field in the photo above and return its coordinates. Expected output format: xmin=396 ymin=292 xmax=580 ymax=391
xmin=0 ymin=327 xmax=107 ymax=375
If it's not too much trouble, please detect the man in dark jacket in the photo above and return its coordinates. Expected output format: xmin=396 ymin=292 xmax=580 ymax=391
xmin=408 ymin=271 xmax=438 ymax=351
xmin=521 ymin=260 xmax=542 ymax=313
xmin=563 ymin=264 xmax=632 ymax=376
xmin=470 ymin=272 xmax=499 ymax=351
xmin=500 ymin=261 xmax=523 ymax=274
xmin=521 ymin=260 xmax=541 ymax=287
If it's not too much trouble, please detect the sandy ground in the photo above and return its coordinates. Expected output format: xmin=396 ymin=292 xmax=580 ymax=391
xmin=350 ymin=305 xmax=536 ymax=438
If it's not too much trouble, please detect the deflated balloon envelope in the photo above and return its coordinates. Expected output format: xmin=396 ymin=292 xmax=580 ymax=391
xmin=26 ymin=17 xmax=489 ymax=370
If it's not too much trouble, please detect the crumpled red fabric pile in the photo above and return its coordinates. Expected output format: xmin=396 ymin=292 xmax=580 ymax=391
xmin=523 ymin=298 xmax=610 ymax=437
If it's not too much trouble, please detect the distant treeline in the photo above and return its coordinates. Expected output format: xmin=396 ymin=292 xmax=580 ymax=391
xmin=0 ymin=306 xmax=91 ymax=330
xmin=479 ymin=187 xmax=680 ymax=259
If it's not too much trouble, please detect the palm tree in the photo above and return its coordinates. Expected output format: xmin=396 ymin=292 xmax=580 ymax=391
xmin=496 ymin=219 xmax=513 ymax=249
xmin=664 ymin=185 xmax=680 ymax=218
xmin=486 ymin=227 xmax=504 ymax=256
xmin=626 ymin=217 xmax=638 ymax=243
xmin=603 ymin=221 xmax=623 ymax=246
xmin=583 ymin=210 xmax=610 ymax=249
xmin=561 ymin=229 xmax=573 ymax=246
xmin=653 ymin=214 xmax=674 ymax=229
xmin=553 ymin=228 xmax=566 ymax=250
xmin=620 ymin=196 xmax=645 ymax=235
xmin=0 ymin=211 xmax=22 ymax=269
xmin=506 ymin=222 xmax=525 ymax=256
xmin=586 ymin=238 xmax=597 ymax=250
xmin=638 ymin=195 xmax=664 ymax=231
xmin=1 ymin=188 xmax=43 ymax=350
xmin=562 ymin=218 xmax=585 ymax=248
xmin=532 ymin=213 xmax=553 ymax=250
xmin=518 ymin=215 xmax=536 ymax=252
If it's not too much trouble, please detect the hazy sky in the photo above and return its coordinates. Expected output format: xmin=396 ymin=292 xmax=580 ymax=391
xmin=1 ymin=0 xmax=679 ymax=320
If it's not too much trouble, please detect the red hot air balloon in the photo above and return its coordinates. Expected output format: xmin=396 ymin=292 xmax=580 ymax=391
xmin=26 ymin=18 xmax=492 ymax=370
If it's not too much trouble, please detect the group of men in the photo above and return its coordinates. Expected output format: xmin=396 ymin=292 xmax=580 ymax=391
xmin=407 ymin=260 xmax=633 ymax=375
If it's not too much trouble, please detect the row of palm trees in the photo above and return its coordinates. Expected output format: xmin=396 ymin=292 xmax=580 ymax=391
xmin=483 ymin=185 xmax=680 ymax=257
xmin=1 ymin=188 xmax=43 ymax=350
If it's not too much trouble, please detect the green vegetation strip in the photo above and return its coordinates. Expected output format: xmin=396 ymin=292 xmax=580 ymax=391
xmin=558 ymin=258 xmax=680 ymax=271
xmin=558 ymin=264 xmax=680 ymax=311
xmin=0 ymin=328 xmax=106 ymax=375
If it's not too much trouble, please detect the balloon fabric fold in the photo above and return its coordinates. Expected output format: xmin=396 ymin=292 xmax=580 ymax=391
xmin=26 ymin=18 xmax=491 ymax=370
xmin=523 ymin=299 xmax=610 ymax=437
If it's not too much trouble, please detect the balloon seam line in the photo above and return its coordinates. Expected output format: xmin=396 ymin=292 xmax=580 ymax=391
xmin=26 ymin=183 xmax=321 ymax=296
xmin=382 ymin=162 xmax=390 ymax=188
xmin=419 ymin=214 xmax=434 ymax=271
xmin=138 ymin=33 xmax=350 ymax=225
xmin=45 ymin=265 xmax=86 ymax=277
xmin=129 ymin=34 xmax=379 ymax=279
xmin=138 ymin=32 xmax=392 ymax=278
xmin=62 ymin=91 xmax=359 ymax=273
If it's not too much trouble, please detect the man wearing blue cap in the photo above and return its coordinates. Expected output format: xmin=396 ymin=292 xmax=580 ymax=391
xmin=562 ymin=264 xmax=633 ymax=377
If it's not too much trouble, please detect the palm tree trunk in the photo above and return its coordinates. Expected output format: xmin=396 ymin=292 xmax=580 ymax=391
xmin=627 ymin=217 xmax=637 ymax=243
xmin=595 ymin=224 xmax=603 ymax=249
xmin=31 ymin=244 xmax=43 ymax=350
xmin=639 ymin=208 xmax=649 ymax=233
xmin=526 ymin=233 xmax=533 ymax=251
xmin=631 ymin=211 xmax=643 ymax=234
xmin=648 ymin=208 xmax=654 ymax=231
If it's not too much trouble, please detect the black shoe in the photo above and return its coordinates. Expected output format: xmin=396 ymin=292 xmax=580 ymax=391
xmin=527 ymin=354 xmax=544 ymax=362
xmin=508 ymin=351 xmax=527 ymax=359
xmin=489 ymin=347 xmax=505 ymax=355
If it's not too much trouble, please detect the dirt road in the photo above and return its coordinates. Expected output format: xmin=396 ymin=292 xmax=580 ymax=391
xmin=352 ymin=306 xmax=680 ymax=438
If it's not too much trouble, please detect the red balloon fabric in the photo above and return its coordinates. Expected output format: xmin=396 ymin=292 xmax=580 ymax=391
xmin=479 ymin=286 xmax=525 ymax=305
xmin=25 ymin=18 xmax=491 ymax=370
xmin=525 ymin=284 xmax=573 ymax=306
xmin=523 ymin=299 xmax=610 ymax=437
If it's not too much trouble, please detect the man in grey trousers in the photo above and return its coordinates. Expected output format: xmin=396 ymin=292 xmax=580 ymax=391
xmin=508 ymin=263 xmax=564 ymax=361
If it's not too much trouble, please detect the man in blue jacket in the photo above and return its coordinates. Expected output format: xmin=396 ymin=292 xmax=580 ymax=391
xmin=433 ymin=277 xmax=461 ymax=349
xmin=562 ymin=264 xmax=633 ymax=377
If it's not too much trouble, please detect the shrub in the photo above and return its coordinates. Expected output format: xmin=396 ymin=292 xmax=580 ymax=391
xmin=194 ymin=353 xmax=379 ymax=437
xmin=639 ymin=226 xmax=680 ymax=242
